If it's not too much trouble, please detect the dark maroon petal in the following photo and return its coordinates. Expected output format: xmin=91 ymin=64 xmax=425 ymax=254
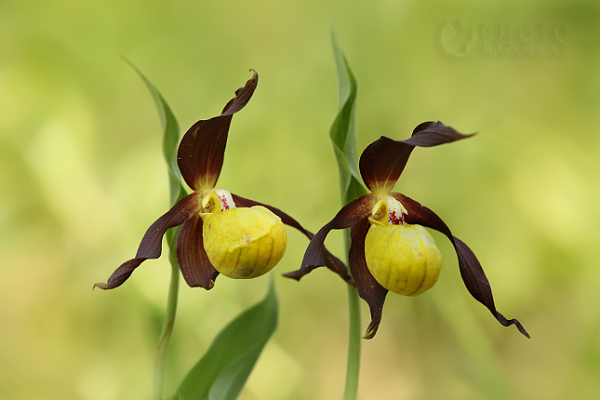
xmin=176 ymin=215 xmax=219 ymax=289
xmin=286 ymin=194 xmax=376 ymax=281
xmin=404 ymin=121 xmax=475 ymax=147
xmin=177 ymin=70 xmax=259 ymax=191
xmin=393 ymin=193 xmax=529 ymax=338
xmin=220 ymin=69 xmax=259 ymax=116
xmin=359 ymin=136 xmax=413 ymax=193
xmin=349 ymin=217 xmax=388 ymax=339
xmin=94 ymin=192 xmax=201 ymax=290
xmin=231 ymin=194 xmax=353 ymax=284
xmin=359 ymin=121 xmax=474 ymax=193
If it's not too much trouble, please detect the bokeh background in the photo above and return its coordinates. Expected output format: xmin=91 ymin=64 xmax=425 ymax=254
xmin=2 ymin=0 xmax=599 ymax=399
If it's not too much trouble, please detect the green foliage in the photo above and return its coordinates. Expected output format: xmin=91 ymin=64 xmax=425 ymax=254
xmin=329 ymin=34 xmax=365 ymax=400
xmin=128 ymin=60 xmax=187 ymax=207
xmin=171 ymin=279 xmax=278 ymax=400
xmin=329 ymin=34 xmax=368 ymax=207
xmin=128 ymin=61 xmax=188 ymax=257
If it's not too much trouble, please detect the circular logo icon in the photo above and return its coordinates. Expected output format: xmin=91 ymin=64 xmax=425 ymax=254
xmin=440 ymin=20 xmax=478 ymax=58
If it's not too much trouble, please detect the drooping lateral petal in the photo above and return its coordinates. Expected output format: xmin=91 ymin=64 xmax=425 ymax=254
xmin=177 ymin=70 xmax=259 ymax=191
xmin=393 ymin=193 xmax=529 ymax=338
xmin=359 ymin=121 xmax=474 ymax=193
xmin=176 ymin=215 xmax=219 ymax=289
xmin=231 ymin=194 xmax=353 ymax=284
xmin=287 ymin=193 xmax=376 ymax=281
xmin=94 ymin=192 xmax=201 ymax=290
xmin=349 ymin=217 xmax=388 ymax=339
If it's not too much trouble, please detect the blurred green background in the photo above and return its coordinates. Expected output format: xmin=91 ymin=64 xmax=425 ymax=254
xmin=2 ymin=0 xmax=599 ymax=399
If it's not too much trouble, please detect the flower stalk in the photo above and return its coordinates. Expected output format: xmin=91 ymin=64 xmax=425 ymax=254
xmin=152 ymin=252 xmax=180 ymax=400
xmin=344 ymin=242 xmax=362 ymax=400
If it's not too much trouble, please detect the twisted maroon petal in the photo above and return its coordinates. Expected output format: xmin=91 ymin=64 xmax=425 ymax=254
xmin=349 ymin=217 xmax=388 ymax=339
xmin=176 ymin=215 xmax=219 ymax=289
xmin=287 ymin=193 xmax=376 ymax=281
xmin=177 ymin=70 xmax=258 ymax=191
xmin=359 ymin=121 xmax=474 ymax=193
xmin=94 ymin=192 xmax=201 ymax=290
xmin=231 ymin=194 xmax=353 ymax=284
xmin=393 ymin=192 xmax=529 ymax=338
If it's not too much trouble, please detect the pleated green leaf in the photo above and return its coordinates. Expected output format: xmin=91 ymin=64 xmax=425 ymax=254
xmin=172 ymin=279 xmax=278 ymax=400
xmin=128 ymin=61 xmax=188 ymax=262
xmin=329 ymin=34 xmax=368 ymax=207
xmin=329 ymin=34 xmax=365 ymax=398
xmin=127 ymin=60 xmax=187 ymax=207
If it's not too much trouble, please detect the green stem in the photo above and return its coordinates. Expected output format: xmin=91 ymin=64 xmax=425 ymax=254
xmin=152 ymin=256 xmax=180 ymax=400
xmin=343 ymin=231 xmax=361 ymax=400
xmin=344 ymin=285 xmax=362 ymax=399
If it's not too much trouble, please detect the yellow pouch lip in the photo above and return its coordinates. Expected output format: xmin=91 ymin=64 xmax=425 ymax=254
xmin=202 ymin=205 xmax=287 ymax=279
xmin=365 ymin=223 xmax=441 ymax=297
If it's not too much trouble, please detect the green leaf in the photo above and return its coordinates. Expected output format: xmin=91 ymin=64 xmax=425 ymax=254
xmin=329 ymin=35 xmax=364 ymax=400
xmin=126 ymin=59 xmax=187 ymax=207
xmin=171 ymin=278 xmax=278 ymax=400
xmin=127 ymin=61 xmax=188 ymax=256
xmin=329 ymin=34 xmax=368 ymax=207
xmin=127 ymin=62 xmax=187 ymax=400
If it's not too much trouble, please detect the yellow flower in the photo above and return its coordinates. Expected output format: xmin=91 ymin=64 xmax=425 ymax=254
xmin=287 ymin=121 xmax=529 ymax=339
xmin=95 ymin=71 xmax=349 ymax=291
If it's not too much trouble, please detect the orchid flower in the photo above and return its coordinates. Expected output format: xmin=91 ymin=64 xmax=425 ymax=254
xmin=285 ymin=121 xmax=529 ymax=339
xmin=95 ymin=70 xmax=350 ymax=290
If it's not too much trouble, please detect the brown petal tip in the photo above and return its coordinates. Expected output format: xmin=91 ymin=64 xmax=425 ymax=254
xmin=92 ymin=283 xmax=108 ymax=291
xmin=363 ymin=322 xmax=379 ymax=340
xmin=406 ymin=121 xmax=475 ymax=147
xmin=498 ymin=313 xmax=530 ymax=338
xmin=281 ymin=266 xmax=318 ymax=282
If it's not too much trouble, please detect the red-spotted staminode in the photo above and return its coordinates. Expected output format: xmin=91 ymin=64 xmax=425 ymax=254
xmin=285 ymin=121 xmax=529 ymax=339
xmin=95 ymin=71 xmax=350 ymax=291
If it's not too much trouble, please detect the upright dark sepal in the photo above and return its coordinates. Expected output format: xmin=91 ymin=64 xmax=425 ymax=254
xmin=359 ymin=136 xmax=415 ymax=193
xmin=393 ymin=193 xmax=530 ymax=338
xmin=359 ymin=122 xmax=474 ymax=193
xmin=94 ymin=192 xmax=201 ymax=290
xmin=177 ymin=70 xmax=259 ymax=191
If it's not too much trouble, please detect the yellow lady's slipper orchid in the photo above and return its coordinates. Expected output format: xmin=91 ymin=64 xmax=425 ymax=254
xmin=287 ymin=121 xmax=528 ymax=339
xmin=95 ymin=71 xmax=349 ymax=291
